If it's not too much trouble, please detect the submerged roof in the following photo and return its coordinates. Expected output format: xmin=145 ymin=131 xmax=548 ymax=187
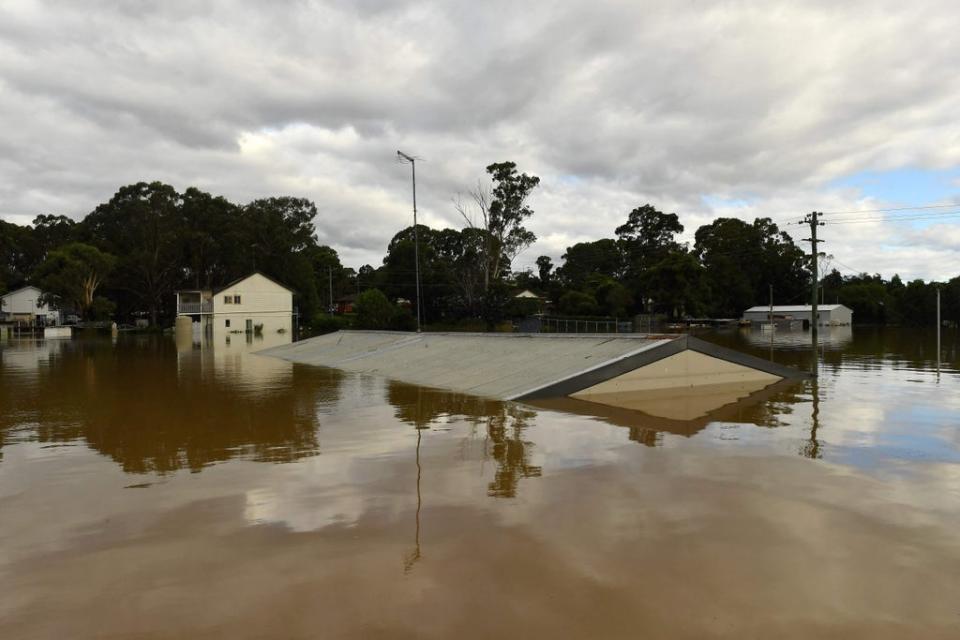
xmin=261 ymin=331 xmax=805 ymax=402
xmin=744 ymin=304 xmax=850 ymax=313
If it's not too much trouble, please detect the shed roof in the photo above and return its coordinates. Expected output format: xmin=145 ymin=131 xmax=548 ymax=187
xmin=744 ymin=304 xmax=850 ymax=313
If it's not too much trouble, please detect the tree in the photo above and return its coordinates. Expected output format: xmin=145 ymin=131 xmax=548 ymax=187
xmin=616 ymin=204 xmax=684 ymax=276
xmin=456 ymin=161 xmax=540 ymax=325
xmin=556 ymin=239 xmax=624 ymax=290
xmin=640 ymin=250 xmax=709 ymax=318
xmin=0 ymin=219 xmax=35 ymax=291
xmin=179 ymin=187 xmax=243 ymax=289
xmin=34 ymin=243 xmax=115 ymax=319
xmin=242 ymin=197 xmax=322 ymax=318
xmin=558 ymin=290 xmax=598 ymax=316
xmin=536 ymin=255 xmax=553 ymax=287
xmin=354 ymin=288 xmax=396 ymax=329
xmin=81 ymin=182 xmax=183 ymax=326
xmin=31 ymin=214 xmax=77 ymax=266
xmin=694 ymin=216 xmax=807 ymax=317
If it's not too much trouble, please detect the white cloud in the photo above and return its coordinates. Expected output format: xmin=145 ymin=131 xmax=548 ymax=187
xmin=1 ymin=0 xmax=959 ymax=276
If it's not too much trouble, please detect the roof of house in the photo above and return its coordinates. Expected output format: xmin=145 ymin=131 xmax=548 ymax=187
xmin=513 ymin=289 xmax=544 ymax=299
xmin=213 ymin=271 xmax=294 ymax=295
xmin=744 ymin=304 xmax=851 ymax=313
xmin=1 ymin=285 xmax=43 ymax=299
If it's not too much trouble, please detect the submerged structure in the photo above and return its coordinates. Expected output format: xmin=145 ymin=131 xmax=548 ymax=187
xmin=262 ymin=331 xmax=805 ymax=419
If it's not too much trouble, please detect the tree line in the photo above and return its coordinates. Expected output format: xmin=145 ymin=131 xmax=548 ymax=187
xmin=1 ymin=164 xmax=957 ymax=329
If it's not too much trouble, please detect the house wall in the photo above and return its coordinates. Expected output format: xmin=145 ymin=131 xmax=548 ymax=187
xmin=213 ymin=273 xmax=292 ymax=316
xmin=1 ymin=287 xmax=59 ymax=323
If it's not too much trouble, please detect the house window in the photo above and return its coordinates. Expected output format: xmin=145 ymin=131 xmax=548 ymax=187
xmin=233 ymin=295 xmax=241 ymax=304
xmin=224 ymin=295 xmax=232 ymax=304
xmin=225 ymin=319 xmax=231 ymax=328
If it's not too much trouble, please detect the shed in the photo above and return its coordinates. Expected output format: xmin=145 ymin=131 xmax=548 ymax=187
xmin=742 ymin=304 xmax=853 ymax=326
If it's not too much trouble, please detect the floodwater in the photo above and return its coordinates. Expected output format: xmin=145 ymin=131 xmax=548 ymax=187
xmin=1 ymin=327 xmax=958 ymax=639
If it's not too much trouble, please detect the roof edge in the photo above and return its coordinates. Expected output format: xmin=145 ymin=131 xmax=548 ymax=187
xmin=213 ymin=271 xmax=295 ymax=295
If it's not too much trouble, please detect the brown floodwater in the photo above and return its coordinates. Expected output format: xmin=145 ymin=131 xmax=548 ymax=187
xmin=1 ymin=327 xmax=959 ymax=639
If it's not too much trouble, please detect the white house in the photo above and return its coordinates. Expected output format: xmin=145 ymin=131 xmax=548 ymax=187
xmin=742 ymin=304 xmax=853 ymax=326
xmin=176 ymin=272 xmax=293 ymax=337
xmin=0 ymin=286 xmax=61 ymax=324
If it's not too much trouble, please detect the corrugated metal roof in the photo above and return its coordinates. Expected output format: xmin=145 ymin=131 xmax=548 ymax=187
xmin=262 ymin=331 xmax=674 ymax=400
xmin=261 ymin=331 xmax=806 ymax=401
xmin=744 ymin=304 xmax=849 ymax=313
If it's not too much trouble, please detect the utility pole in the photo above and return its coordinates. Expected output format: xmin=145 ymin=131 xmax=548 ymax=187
xmin=397 ymin=150 xmax=422 ymax=332
xmin=328 ymin=266 xmax=333 ymax=313
xmin=801 ymin=211 xmax=825 ymax=376
xmin=936 ymin=286 xmax=941 ymax=375
xmin=768 ymin=284 xmax=773 ymax=326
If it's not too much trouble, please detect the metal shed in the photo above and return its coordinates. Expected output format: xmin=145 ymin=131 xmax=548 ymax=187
xmin=742 ymin=304 xmax=853 ymax=326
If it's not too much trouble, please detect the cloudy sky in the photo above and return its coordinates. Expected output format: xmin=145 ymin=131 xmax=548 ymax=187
xmin=1 ymin=0 xmax=959 ymax=280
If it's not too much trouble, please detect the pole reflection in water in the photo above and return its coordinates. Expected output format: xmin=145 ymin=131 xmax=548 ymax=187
xmin=404 ymin=427 xmax=423 ymax=573
xmin=403 ymin=386 xmax=426 ymax=572
xmin=802 ymin=377 xmax=822 ymax=459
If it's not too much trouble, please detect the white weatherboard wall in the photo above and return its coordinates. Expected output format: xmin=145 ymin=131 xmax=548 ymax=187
xmin=213 ymin=273 xmax=292 ymax=333
xmin=0 ymin=286 xmax=60 ymax=323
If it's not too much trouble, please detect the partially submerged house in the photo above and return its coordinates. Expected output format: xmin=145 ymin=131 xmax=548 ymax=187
xmin=0 ymin=286 xmax=60 ymax=325
xmin=263 ymin=331 xmax=806 ymax=421
xmin=176 ymin=272 xmax=293 ymax=336
xmin=742 ymin=304 xmax=853 ymax=326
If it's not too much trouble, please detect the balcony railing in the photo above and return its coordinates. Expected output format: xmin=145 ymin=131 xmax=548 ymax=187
xmin=177 ymin=301 xmax=214 ymax=314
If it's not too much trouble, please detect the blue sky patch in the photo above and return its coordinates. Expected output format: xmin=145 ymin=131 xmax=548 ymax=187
xmin=831 ymin=167 xmax=960 ymax=204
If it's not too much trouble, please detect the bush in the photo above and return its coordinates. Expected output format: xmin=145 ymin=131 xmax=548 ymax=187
xmin=354 ymin=289 xmax=396 ymax=329
xmin=558 ymin=290 xmax=598 ymax=316
xmin=311 ymin=313 xmax=349 ymax=335
xmin=390 ymin=306 xmax=417 ymax=331
xmin=91 ymin=296 xmax=116 ymax=321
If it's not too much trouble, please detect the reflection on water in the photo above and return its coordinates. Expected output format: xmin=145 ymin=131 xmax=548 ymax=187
xmin=1 ymin=334 xmax=342 ymax=472
xmin=1 ymin=327 xmax=959 ymax=638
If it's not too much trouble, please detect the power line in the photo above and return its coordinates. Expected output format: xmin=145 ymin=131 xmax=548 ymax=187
xmin=821 ymin=202 xmax=960 ymax=215
xmin=822 ymin=212 xmax=960 ymax=225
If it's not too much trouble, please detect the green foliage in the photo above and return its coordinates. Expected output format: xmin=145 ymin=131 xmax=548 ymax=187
xmin=694 ymin=216 xmax=807 ymax=317
xmin=640 ymin=251 xmax=709 ymax=318
xmin=558 ymin=290 xmax=599 ymax=316
xmin=505 ymin=295 xmax=542 ymax=318
xmin=34 ymin=242 xmax=115 ymax=319
xmin=354 ymin=289 xmax=396 ymax=329
xmin=311 ymin=313 xmax=349 ymax=335
xmin=557 ymin=239 xmax=623 ymax=289
xmin=91 ymin=296 xmax=116 ymax=321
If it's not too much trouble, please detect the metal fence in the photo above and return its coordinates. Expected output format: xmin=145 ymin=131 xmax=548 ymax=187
xmin=538 ymin=316 xmax=634 ymax=334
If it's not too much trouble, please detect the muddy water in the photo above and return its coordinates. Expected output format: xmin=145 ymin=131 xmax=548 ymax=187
xmin=1 ymin=328 xmax=958 ymax=639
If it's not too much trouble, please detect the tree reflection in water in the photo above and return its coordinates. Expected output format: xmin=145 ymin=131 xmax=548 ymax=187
xmin=387 ymin=382 xmax=541 ymax=498
xmin=0 ymin=338 xmax=343 ymax=473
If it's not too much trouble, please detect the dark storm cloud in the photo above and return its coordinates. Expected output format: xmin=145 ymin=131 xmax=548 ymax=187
xmin=1 ymin=0 xmax=959 ymax=277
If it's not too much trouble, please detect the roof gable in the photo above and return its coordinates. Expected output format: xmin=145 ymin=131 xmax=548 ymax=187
xmin=1 ymin=285 xmax=43 ymax=299
xmin=213 ymin=272 xmax=294 ymax=295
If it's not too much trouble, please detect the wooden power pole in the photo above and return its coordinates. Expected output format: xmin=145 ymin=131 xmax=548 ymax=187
xmin=802 ymin=211 xmax=825 ymax=376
